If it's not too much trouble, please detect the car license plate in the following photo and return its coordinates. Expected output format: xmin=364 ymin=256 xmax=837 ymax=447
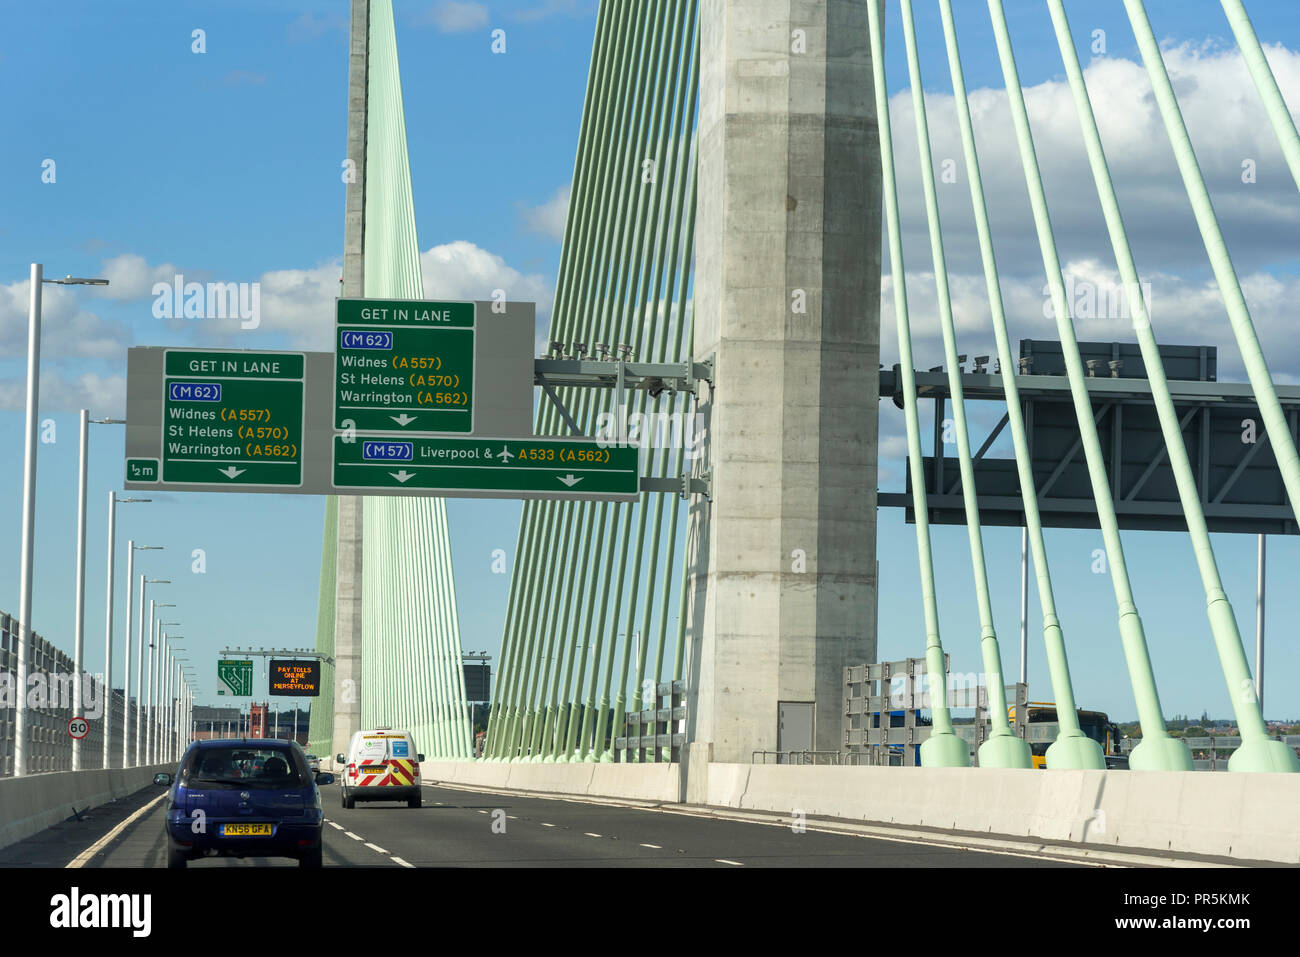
xmin=222 ymin=823 xmax=273 ymax=836
xmin=360 ymin=764 xmax=386 ymax=775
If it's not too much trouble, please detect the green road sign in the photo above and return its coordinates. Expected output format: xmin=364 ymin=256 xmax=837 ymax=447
xmin=162 ymin=350 xmax=305 ymax=487
xmin=333 ymin=435 xmax=640 ymax=498
xmin=126 ymin=458 xmax=158 ymax=483
xmin=335 ymin=298 xmax=475 ymax=434
xmin=217 ymin=659 xmax=254 ymax=697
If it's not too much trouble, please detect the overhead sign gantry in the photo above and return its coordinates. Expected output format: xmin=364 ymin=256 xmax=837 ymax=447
xmin=124 ymin=297 xmax=711 ymax=504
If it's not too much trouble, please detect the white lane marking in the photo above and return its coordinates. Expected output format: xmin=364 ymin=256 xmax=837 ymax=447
xmin=364 ymin=843 xmax=389 ymax=854
xmin=67 ymin=792 xmax=168 ymax=869
xmin=541 ymin=822 xmax=555 ymax=827
xmin=507 ymin=815 xmax=518 ymax=820
xmin=716 ymin=859 xmax=744 ymax=866
xmin=639 ymin=843 xmax=662 ymax=849
xmin=345 ymin=831 xmax=363 ymax=841
xmin=584 ymin=832 xmax=602 ymax=838
xmin=476 ymin=809 xmax=488 ymax=814
xmin=391 ymin=856 xmax=415 ymax=868
xmin=328 ymin=821 xmax=344 ymax=830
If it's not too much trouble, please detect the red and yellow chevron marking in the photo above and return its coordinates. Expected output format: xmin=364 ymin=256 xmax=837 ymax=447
xmin=387 ymin=758 xmax=415 ymax=786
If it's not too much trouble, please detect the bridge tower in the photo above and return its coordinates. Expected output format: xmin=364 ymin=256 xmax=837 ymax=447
xmin=686 ymin=0 xmax=882 ymax=762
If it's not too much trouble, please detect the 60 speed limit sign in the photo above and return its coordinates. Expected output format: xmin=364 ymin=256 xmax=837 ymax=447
xmin=68 ymin=717 xmax=89 ymax=740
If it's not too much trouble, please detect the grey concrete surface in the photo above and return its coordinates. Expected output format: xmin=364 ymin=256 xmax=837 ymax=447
xmin=687 ymin=0 xmax=883 ymax=762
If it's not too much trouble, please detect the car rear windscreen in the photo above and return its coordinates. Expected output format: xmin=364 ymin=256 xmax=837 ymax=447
xmin=182 ymin=746 xmax=308 ymax=788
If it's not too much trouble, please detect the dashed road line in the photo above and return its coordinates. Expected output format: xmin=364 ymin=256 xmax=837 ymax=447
xmin=716 ymin=859 xmax=744 ymax=866
xmin=541 ymin=822 xmax=555 ymax=827
xmin=345 ymin=831 xmax=363 ymax=841
xmin=640 ymin=843 xmax=662 ymax=849
xmin=391 ymin=856 xmax=415 ymax=868
xmin=364 ymin=843 xmax=388 ymax=854
xmin=327 ymin=821 xmax=344 ymax=830
xmin=584 ymin=832 xmax=602 ymax=838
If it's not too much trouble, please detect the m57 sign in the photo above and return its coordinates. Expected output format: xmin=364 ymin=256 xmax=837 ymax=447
xmin=333 ymin=436 xmax=639 ymax=500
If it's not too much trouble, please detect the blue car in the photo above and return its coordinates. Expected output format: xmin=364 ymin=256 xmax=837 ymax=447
xmin=155 ymin=739 xmax=331 ymax=869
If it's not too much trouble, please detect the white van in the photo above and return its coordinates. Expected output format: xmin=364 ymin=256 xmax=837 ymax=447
xmin=336 ymin=728 xmax=424 ymax=808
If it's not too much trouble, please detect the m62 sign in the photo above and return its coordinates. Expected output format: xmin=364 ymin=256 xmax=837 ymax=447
xmin=335 ymin=298 xmax=476 ymax=434
xmin=161 ymin=350 xmax=305 ymax=487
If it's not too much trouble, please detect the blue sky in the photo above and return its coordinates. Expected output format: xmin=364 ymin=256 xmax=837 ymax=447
xmin=2 ymin=0 xmax=1300 ymax=725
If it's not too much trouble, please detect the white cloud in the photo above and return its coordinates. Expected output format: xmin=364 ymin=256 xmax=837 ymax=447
xmin=0 ymin=369 xmax=125 ymax=414
xmin=883 ymin=43 xmax=1300 ymax=281
xmin=0 ymin=279 xmax=130 ymax=359
xmin=420 ymin=240 xmax=553 ymax=314
xmin=421 ymin=1 xmax=489 ymax=33
xmin=96 ymin=254 xmax=183 ymax=302
xmin=880 ymin=260 xmax=1300 ymax=384
xmin=519 ymin=186 xmax=570 ymax=242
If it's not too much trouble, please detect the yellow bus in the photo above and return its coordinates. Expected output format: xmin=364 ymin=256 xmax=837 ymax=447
xmin=1009 ymin=702 xmax=1122 ymax=768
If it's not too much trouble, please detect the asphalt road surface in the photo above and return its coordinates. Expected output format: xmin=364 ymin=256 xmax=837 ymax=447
xmin=0 ymin=780 xmax=1077 ymax=868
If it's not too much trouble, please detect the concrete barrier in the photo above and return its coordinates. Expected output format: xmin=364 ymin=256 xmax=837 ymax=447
xmin=420 ymin=757 xmax=1300 ymax=863
xmin=703 ymin=764 xmax=1300 ymax=863
xmin=0 ymin=764 xmax=172 ymax=851
xmin=420 ymin=760 xmax=682 ymax=804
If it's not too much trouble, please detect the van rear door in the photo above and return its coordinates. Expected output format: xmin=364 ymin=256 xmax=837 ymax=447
xmin=353 ymin=734 xmax=390 ymax=788
xmin=385 ymin=735 xmax=418 ymax=786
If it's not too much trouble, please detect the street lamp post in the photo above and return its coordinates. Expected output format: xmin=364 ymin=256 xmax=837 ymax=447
xmin=160 ymin=638 xmax=184 ymax=762
xmin=102 ymin=491 xmax=148 ymax=770
xmin=136 ymin=579 xmax=169 ymax=765
xmin=71 ymin=412 xmax=89 ymax=771
xmin=14 ymin=266 xmax=108 ymax=777
xmin=170 ymin=654 xmax=188 ymax=762
xmin=126 ymin=561 xmax=163 ymax=767
xmin=168 ymin=650 xmax=187 ymax=761
xmin=150 ymin=612 xmax=177 ymax=764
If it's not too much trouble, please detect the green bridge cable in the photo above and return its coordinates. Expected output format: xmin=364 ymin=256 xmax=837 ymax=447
xmin=1048 ymin=0 xmax=1294 ymax=772
xmin=498 ymin=0 xmax=630 ymax=759
xmin=900 ymin=0 xmax=1030 ymax=769
xmin=1220 ymin=1 xmax=1300 ymax=196
xmin=1125 ymin=0 xmax=1300 ymax=587
xmin=485 ymin=0 xmax=618 ymax=761
xmin=936 ymin=0 xmax=1101 ymax=769
xmin=867 ymin=0 xmax=968 ymax=768
xmin=988 ymin=0 xmax=1189 ymax=771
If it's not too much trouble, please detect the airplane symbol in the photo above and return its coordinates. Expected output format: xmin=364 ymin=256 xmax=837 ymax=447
xmin=497 ymin=446 xmax=514 ymax=463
